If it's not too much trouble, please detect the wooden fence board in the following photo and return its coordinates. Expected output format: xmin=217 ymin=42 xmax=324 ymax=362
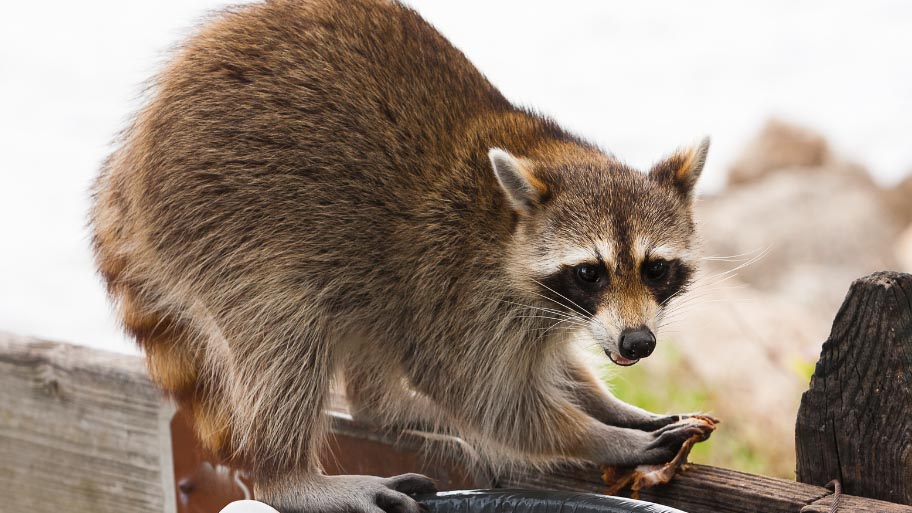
xmin=0 ymin=332 xmax=173 ymax=513
xmin=4 ymin=331 xmax=912 ymax=513
xmin=796 ymin=271 xmax=912 ymax=505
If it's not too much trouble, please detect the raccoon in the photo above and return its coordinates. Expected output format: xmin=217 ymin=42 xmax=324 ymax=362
xmin=90 ymin=0 xmax=714 ymax=511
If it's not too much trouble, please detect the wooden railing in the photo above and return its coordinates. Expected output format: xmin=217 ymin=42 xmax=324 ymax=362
xmin=1 ymin=271 xmax=910 ymax=513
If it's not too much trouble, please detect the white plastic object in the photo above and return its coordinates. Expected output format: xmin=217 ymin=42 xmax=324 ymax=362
xmin=219 ymin=499 xmax=281 ymax=513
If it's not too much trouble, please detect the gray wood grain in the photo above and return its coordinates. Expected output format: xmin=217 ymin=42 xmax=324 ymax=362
xmin=796 ymin=271 xmax=912 ymax=505
xmin=0 ymin=332 xmax=174 ymax=513
xmin=801 ymin=494 xmax=912 ymax=513
xmin=506 ymin=463 xmax=912 ymax=513
xmin=4 ymin=329 xmax=912 ymax=513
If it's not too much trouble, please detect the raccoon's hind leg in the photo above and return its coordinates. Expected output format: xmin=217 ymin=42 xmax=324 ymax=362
xmin=93 ymin=195 xmax=234 ymax=455
xmin=113 ymin=282 xmax=237 ymax=457
xmin=343 ymin=343 xmax=450 ymax=433
xmin=200 ymin=311 xmax=438 ymax=513
xmin=257 ymin=473 xmax=438 ymax=513
xmin=111 ymin=278 xmax=437 ymax=513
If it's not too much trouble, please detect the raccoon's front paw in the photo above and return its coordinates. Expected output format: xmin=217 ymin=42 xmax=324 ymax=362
xmin=632 ymin=412 xmax=721 ymax=432
xmin=641 ymin=416 xmax=715 ymax=464
xmin=679 ymin=413 xmax=721 ymax=425
xmin=264 ymin=473 xmax=437 ymax=513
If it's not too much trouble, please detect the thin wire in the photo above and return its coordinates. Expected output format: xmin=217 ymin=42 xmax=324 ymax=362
xmin=827 ymin=479 xmax=842 ymax=513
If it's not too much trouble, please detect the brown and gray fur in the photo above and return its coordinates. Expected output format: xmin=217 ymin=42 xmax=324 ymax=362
xmin=90 ymin=0 xmax=713 ymax=511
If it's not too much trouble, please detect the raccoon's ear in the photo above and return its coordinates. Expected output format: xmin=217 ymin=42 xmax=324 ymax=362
xmin=649 ymin=137 xmax=710 ymax=202
xmin=489 ymin=148 xmax=549 ymax=212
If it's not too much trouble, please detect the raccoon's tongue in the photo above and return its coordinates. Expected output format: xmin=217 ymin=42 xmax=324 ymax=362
xmin=607 ymin=351 xmax=639 ymax=367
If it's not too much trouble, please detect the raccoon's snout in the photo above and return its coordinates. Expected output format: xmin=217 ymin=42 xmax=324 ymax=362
xmin=618 ymin=327 xmax=656 ymax=360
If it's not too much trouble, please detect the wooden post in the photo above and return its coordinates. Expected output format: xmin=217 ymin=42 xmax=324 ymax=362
xmin=796 ymin=271 xmax=912 ymax=504
xmin=7 ymin=286 xmax=912 ymax=513
xmin=0 ymin=333 xmax=176 ymax=513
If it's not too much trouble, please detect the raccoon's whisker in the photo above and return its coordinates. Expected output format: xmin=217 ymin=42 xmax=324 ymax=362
xmin=523 ymin=290 xmax=593 ymax=325
xmin=539 ymin=313 xmax=583 ymax=327
xmin=682 ymin=281 xmax=748 ymax=293
xmin=659 ymin=273 xmax=748 ymax=309
xmin=534 ymin=325 xmax=587 ymax=335
xmin=658 ymin=281 xmax=742 ymax=311
xmin=700 ymin=256 xmax=752 ymax=262
xmin=661 ymin=282 xmax=747 ymax=311
xmin=663 ymin=274 xmax=747 ymax=311
xmin=535 ymin=317 xmax=586 ymax=339
xmin=658 ymin=298 xmax=755 ymax=327
xmin=516 ymin=315 xmax=587 ymax=326
xmin=659 ymin=287 xmax=689 ymax=308
xmin=666 ymin=295 xmax=755 ymax=310
xmin=699 ymin=245 xmax=772 ymax=262
xmin=656 ymin=318 xmax=690 ymax=330
xmin=533 ymin=319 xmax=589 ymax=332
xmin=693 ymin=245 xmax=771 ymax=284
xmin=489 ymin=297 xmax=578 ymax=320
xmin=522 ymin=288 xmax=583 ymax=315
xmin=580 ymin=341 xmax=601 ymax=351
xmin=662 ymin=299 xmax=751 ymax=320
xmin=529 ymin=278 xmax=607 ymax=333
xmin=659 ymin=284 xmax=753 ymax=326
xmin=538 ymin=330 xmax=587 ymax=341
xmin=693 ymin=266 xmax=753 ymax=289
xmin=529 ymin=279 xmax=592 ymax=318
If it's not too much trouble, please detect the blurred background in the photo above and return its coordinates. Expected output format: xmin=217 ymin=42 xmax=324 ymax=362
xmin=1 ymin=0 xmax=911 ymax=479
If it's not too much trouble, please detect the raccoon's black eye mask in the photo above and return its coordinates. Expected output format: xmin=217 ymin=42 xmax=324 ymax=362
xmin=642 ymin=259 xmax=669 ymax=282
xmin=575 ymin=262 xmax=601 ymax=284
xmin=537 ymin=256 xmax=694 ymax=316
xmin=538 ymin=261 xmax=609 ymax=315
xmin=642 ymin=259 xmax=694 ymax=305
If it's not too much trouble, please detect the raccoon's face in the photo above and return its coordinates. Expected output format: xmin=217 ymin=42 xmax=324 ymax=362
xmin=490 ymin=139 xmax=708 ymax=366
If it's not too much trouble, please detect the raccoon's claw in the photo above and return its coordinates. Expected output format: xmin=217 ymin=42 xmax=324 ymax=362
xmin=382 ymin=473 xmax=438 ymax=496
xmin=628 ymin=414 xmax=680 ymax=432
xmin=376 ymin=474 xmax=437 ymax=513
xmin=602 ymin=416 xmax=716 ymax=498
xmin=645 ymin=422 xmax=707 ymax=462
xmin=681 ymin=413 xmax=721 ymax=425
xmin=631 ymin=412 xmax=720 ymax=433
xmin=375 ymin=488 xmax=428 ymax=513
xmin=263 ymin=474 xmax=437 ymax=513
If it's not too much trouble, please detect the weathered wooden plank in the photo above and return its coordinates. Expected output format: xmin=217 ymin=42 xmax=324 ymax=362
xmin=508 ymin=463 xmax=912 ymax=513
xmin=0 ymin=332 xmax=174 ymax=513
xmin=5 ymin=332 xmax=912 ymax=513
xmin=802 ymin=493 xmax=912 ymax=513
xmin=796 ymin=271 xmax=912 ymax=504
xmin=505 ymin=463 xmax=831 ymax=513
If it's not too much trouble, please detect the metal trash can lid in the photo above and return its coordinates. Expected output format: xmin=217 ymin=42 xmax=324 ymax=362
xmin=219 ymin=489 xmax=687 ymax=513
xmin=417 ymin=489 xmax=687 ymax=513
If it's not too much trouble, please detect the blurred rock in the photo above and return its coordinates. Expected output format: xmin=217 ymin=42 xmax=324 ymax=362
xmin=662 ymin=274 xmax=827 ymax=478
xmin=701 ymin=119 xmax=901 ymax=318
xmin=698 ymin=168 xmax=901 ymax=318
xmin=885 ymin=173 xmax=912 ymax=226
xmin=647 ymin=119 xmax=910 ymax=478
xmin=896 ymin=224 xmax=912 ymax=273
xmin=727 ymin=119 xmax=832 ymax=187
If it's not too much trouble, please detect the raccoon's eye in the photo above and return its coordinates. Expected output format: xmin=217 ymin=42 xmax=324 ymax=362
xmin=575 ymin=263 xmax=600 ymax=283
xmin=642 ymin=259 xmax=669 ymax=282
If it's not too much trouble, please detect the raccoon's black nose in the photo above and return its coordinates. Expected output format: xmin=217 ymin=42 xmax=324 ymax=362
xmin=619 ymin=327 xmax=656 ymax=360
